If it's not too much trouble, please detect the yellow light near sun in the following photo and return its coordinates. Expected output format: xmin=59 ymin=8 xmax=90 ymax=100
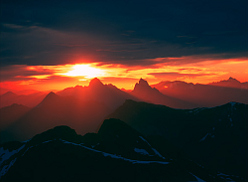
xmin=62 ymin=64 xmax=105 ymax=78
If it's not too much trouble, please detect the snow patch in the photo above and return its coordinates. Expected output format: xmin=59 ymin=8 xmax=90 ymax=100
xmin=0 ymin=158 xmax=17 ymax=178
xmin=199 ymin=133 xmax=215 ymax=142
xmin=138 ymin=136 xmax=165 ymax=159
xmin=60 ymin=139 xmax=170 ymax=165
xmin=217 ymin=172 xmax=237 ymax=181
xmin=189 ymin=173 xmax=206 ymax=182
xmin=0 ymin=144 xmax=25 ymax=166
xmin=134 ymin=148 xmax=150 ymax=156
xmin=199 ymin=133 xmax=209 ymax=142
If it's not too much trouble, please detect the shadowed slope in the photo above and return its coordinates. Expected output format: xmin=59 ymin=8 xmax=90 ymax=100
xmin=0 ymin=104 xmax=30 ymax=133
xmin=1 ymin=92 xmax=111 ymax=143
xmin=109 ymin=100 xmax=248 ymax=179
xmin=0 ymin=119 xmax=202 ymax=182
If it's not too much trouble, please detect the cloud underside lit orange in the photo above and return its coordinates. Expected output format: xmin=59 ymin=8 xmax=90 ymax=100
xmin=1 ymin=56 xmax=248 ymax=93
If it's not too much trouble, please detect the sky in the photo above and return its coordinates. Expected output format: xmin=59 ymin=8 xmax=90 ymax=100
xmin=0 ymin=0 xmax=248 ymax=92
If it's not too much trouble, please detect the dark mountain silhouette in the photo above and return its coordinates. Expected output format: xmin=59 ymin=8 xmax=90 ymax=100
xmin=96 ymin=119 xmax=165 ymax=161
xmin=152 ymin=79 xmax=248 ymax=107
xmin=0 ymin=91 xmax=46 ymax=108
xmin=209 ymin=77 xmax=248 ymax=89
xmin=0 ymin=104 xmax=30 ymax=133
xmin=0 ymin=92 xmax=111 ymax=143
xmin=0 ymin=79 xmax=138 ymax=143
xmin=131 ymin=78 xmax=198 ymax=109
xmin=57 ymin=77 xmax=138 ymax=108
xmin=109 ymin=100 xmax=248 ymax=180
xmin=1 ymin=119 xmax=241 ymax=182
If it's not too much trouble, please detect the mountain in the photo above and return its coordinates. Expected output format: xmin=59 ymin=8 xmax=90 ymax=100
xmin=0 ymin=79 xmax=138 ymax=143
xmin=109 ymin=100 xmax=248 ymax=180
xmin=0 ymin=104 xmax=30 ymax=132
xmin=1 ymin=119 xmax=241 ymax=182
xmin=131 ymin=78 xmax=198 ymax=109
xmin=0 ymin=92 xmax=111 ymax=143
xmin=57 ymin=78 xmax=138 ymax=109
xmin=152 ymin=79 xmax=248 ymax=107
xmin=209 ymin=77 xmax=248 ymax=89
xmin=0 ymin=91 xmax=47 ymax=108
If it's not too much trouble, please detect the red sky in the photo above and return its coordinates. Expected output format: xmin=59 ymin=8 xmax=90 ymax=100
xmin=1 ymin=1 xmax=247 ymax=93
xmin=1 ymin=56 xmax=248 ymax=93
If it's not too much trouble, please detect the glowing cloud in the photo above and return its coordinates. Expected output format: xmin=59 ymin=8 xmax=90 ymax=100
xmin=60 ymin=64 xmax=105 ymax=79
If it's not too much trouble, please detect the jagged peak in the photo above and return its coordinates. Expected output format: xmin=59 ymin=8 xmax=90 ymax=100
xmin=133 ymin=78 xmax=150 ymax=90
xmin=89 ymin=77 xmax=104 ymax=87
xmin=133 ymin=78 xmax=160 ymax=93
xmin=29 ymin=125 xmax=79 ymax=145
xmin=227 ymin=77 xmax=240 ymax=83
xmin=138 ymin=78 xmax=149 ymax=86
xmin=98 ymin=118 xmax=138 ymax=137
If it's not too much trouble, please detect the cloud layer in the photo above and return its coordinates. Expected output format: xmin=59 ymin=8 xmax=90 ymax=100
xmin=1 ymin=0 xmax=247 ymax=67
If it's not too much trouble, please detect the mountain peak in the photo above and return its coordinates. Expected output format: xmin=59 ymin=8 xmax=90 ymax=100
xmin=133 ymin=78 xmax=150 ymax=90
xmin=2 ymin=91 xmax=17 ymax=97
xmin=227 ymin=77 xmax=240 ymax=83
xmin=133 ymin=78 xmax=157 ymax=92
xmin=138 ymin=78 xmax=150 ymax=87
xmin=89 ymin=77 xmax=104 ymax=88
xmin=45 ymin=92 xmax=57 ymax=99
xmin=38 ymin=92 xmax=60 ymax=106
xmin=29 ymin=125 xmax=80 ymax=145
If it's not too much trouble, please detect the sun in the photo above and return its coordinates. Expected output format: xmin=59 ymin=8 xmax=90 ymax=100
xmin=62 ymin=64 xmax=105 ymax=79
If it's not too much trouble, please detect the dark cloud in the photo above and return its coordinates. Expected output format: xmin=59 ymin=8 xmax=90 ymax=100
xmin=0 ymin=65 xmax=54 ymax=81
xmin=1 ymin=0 xmax=247 ymax=66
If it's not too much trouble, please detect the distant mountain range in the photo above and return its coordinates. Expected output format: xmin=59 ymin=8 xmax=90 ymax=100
xmin=209 ymin=77 xmax=248 ymax=89
xmin=151 ymin=77 xmax=248 ymax=107
xmin=1 ymin=77 xmax=248 ymax=109
xmin=1 ymin=118 xmax=245 ymax=182
xmin=0 ymin=91 xmax=46 ymax=108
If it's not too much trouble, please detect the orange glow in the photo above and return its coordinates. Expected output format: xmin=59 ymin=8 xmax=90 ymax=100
xmin=60 ymin=64 xmax=105 ymax=79
xmin=0 ymin=56 xmax=248 ymax=92
xmin=28 ymin=75 xmax=51 ymax=79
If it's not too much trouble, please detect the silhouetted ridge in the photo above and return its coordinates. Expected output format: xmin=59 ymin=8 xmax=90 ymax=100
xmin=228 ymin=77 xmax=239 ymax=82
xmin=134 ymin=78 xmax=155 ymax=90
xmin=109 ymin=100 xmax=248 ymax=180
xmin=89 ymin=77 xmax=104 ymax=88
xmin=1 ymin=91 xmax=17 ymax=97
xmin=1 ymin=117 xmax=245 ymax=182
xmin=98 ymin=118 xmax=137 ymax=137
xmin=29 ymin=125 xmax=83 ymax=146
xmin=42 ymin=92 xmax=59 ymax=102
xmin=97 ymin=118 xmax=166 ymax=160
xmin=138 ymin=78 xmax=149 ymax=86
xmin=37 ymin=92 xmax=61 ymax=107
